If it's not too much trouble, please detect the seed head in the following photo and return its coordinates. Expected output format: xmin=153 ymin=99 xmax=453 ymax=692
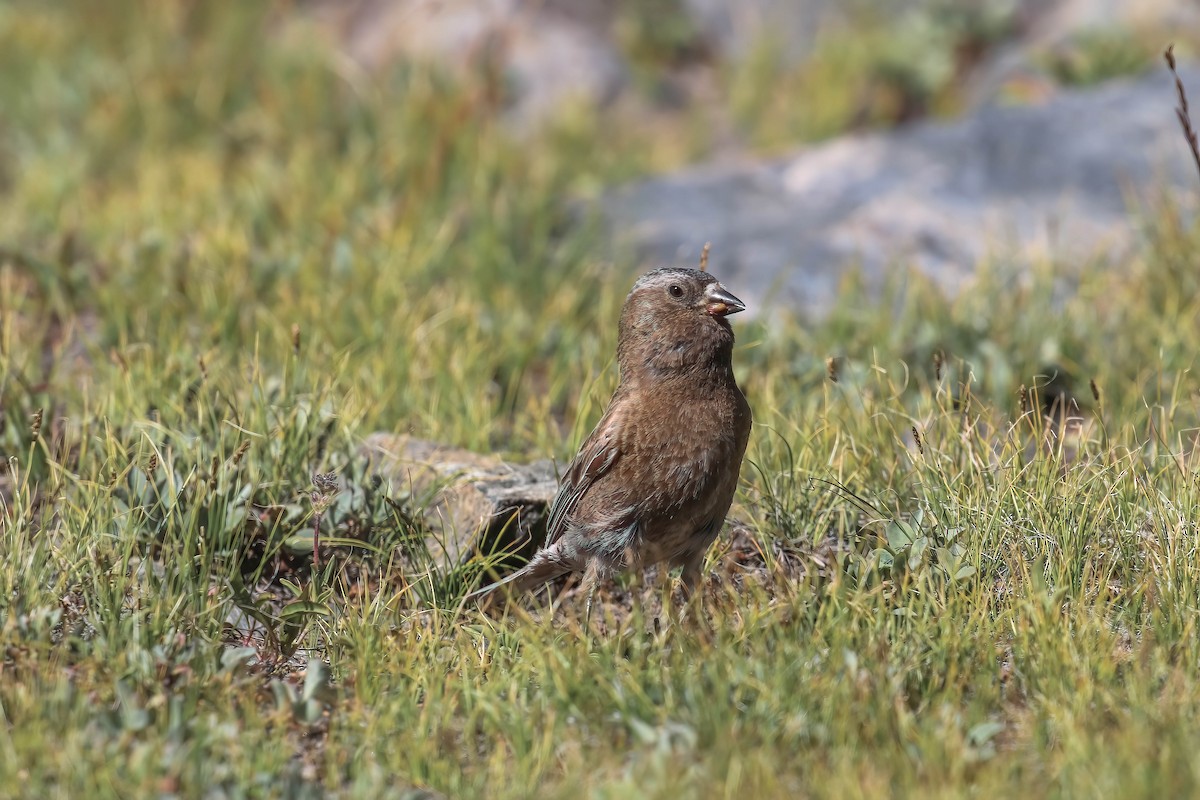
xmin=231 ymin=440 xmax=251 ymax=467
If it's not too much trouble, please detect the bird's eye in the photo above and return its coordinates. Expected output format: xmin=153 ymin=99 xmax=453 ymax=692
xmin=668 ymin=284 xmax=684 ymax=298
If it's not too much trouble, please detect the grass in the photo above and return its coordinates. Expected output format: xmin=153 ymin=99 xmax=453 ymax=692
xmin=5 ymin=1 xmax=1200 ymax=797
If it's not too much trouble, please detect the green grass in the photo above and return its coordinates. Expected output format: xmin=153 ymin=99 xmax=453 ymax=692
xmin=5 ymin=1 xmax=1200 ymax=797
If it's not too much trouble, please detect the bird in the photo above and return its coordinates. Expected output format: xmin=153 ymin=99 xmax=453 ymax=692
xmin=469 ymin=267 xmax=752 ymax=617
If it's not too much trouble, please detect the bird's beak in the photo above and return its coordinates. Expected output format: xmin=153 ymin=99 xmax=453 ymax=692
xmin=704 ymin=283 xmax=746 ymax=317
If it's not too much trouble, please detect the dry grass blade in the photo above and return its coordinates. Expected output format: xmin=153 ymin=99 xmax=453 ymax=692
xmin=1165 ymin=45 xmax=1200 ymax=184
xmin=698 ymin=242 xmax=711 ymax=272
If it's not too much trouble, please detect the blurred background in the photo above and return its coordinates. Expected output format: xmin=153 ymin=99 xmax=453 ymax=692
xmin=304 ymin=0 xmax=1196 ymax=135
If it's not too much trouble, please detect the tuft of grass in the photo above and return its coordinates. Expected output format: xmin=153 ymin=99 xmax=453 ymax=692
xmin=723 ymin=2 xmax=1021 ymax=150
xmin=1045 ymin=27 xmax=1155 ymax=87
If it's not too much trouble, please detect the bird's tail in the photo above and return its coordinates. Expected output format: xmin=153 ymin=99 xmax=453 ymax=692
xmin=464 ymin=548 xmax=572 ymax=603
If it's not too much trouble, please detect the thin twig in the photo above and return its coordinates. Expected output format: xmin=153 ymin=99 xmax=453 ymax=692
xmin=1165 ymin=45 xmax=1200 ymax=184
xmin=698 ymin=242 xmax=710 ymax=272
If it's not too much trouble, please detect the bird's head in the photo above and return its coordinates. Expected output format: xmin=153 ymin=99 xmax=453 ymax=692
xmin=617 ymin=267 xmax=746 ymax=378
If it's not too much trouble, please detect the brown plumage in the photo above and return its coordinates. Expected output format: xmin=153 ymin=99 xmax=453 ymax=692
xmin=471 ymin=267 xmax=752 ymax=608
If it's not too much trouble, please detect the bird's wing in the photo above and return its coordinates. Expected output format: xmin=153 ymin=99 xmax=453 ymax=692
xmin=544 ymin=403 xmax=624 ymax=547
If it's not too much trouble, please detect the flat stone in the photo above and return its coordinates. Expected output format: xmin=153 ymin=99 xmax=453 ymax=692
xmin=599 ymin=64 xmax=1200 ymax=317
xmin=360 ymin=432 xmax=558 ymax=571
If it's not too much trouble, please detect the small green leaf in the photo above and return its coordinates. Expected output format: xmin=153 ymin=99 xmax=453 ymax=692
xmin=968 ymin=720 xmax=1005 ymax=747
xmin=302 ymin=657 xmax=330 ymax=702
xmin=887 ymin=520 xmax=916 ymax=551
xmin=271 ymin=679 xmax=298 ymax=711
xmin=320 ymin=536 xmax=386 ymax=555
xmin=627 ymin=716 xmax=658 ymax=745
xmin=115 ymin=681 xmax=151 ymax=732
xmin=907 ymin=535 xmax=929 ymax=570
xmin=279 ymin=600 xmax=333 ymax=621
xmin=283 ymin=532 xmax=314 ymax=554
xmin=954 ymin=565 xmax=977 ymax=582
xmin=303 ymin=698 xmax=324 ymax=725
xmin=220 ymin=646 xmax=258 ymax=672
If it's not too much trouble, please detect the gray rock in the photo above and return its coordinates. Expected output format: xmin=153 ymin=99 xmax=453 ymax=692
xmin=360 ymin=432 xmax=558 ymax=571
xmin=600 ymin=65 xmax=1200 ymax=316
xmin=967 ymin=0 xmax=1200 ymax=107
xmin=1032 ymin=0 xmax=1200 ymax=46
xmin=303 ymin=0 xmax=625 ymax=127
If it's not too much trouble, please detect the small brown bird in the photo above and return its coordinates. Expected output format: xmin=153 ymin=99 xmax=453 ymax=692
xmin=471 ymin=267 xmax=752 ymax=612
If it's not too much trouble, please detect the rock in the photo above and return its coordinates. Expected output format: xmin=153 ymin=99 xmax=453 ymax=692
xmin=967 ymin=0 xmax=1200 ymax=106
xmin=599 ymin=64 xmax=1200 ymax=317
xmin=1032 ymin=0 xmax=1200 ymax=46
xmin=302 ymin=0 xmax=625 ymax=128
xmin=296 ymin=0 xmax=1194 ymax=132
xmin=360 ymin=432 xmax=558 ymax=572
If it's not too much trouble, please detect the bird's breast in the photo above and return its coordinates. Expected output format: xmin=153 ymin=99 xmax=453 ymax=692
xmin=626 ymin=376 xmax=749 ymax=507
xmin=567 ymin=370 xmax=751 ymax=569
